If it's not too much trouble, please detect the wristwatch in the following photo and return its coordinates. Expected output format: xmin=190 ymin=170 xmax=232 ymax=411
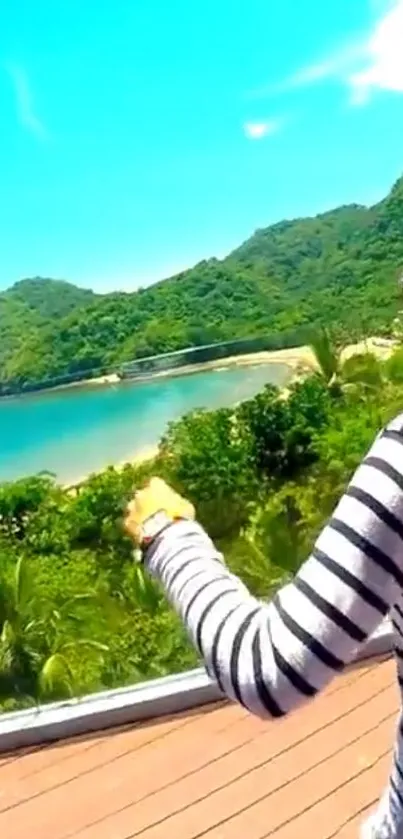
xmin=135 ymin=509 xmax=182 ymax=561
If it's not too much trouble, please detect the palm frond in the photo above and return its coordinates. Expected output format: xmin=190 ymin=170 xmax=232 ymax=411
xmin=309 ymin=329 xmax=340 ymax=384
xmin=38 ymin=653 xmax=75 ymax=699
xmin=14 ymin=556 xmax=33 ymax=612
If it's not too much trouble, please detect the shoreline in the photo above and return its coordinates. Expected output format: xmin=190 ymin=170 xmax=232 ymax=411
xmin=8 ymin=335 xmax=399 ymax=492
xmin=121 ymin=346 xmax=314 ymax=383
xmin=53 ymin=373 xmax=121 ymax=391
xmin=61 ymin=335 xmax=398 ymax=491
xmin=1 ymin=349 xmax=308 ymax=401
xmin=106 ymin=336 xmax=396 ymax=389
xmin=1 ymin=336 xmax=396 ymax=401
xmin=63 ymin=444 xmax=160 ymax=491
xmin=0 ymin=347 xmax=308 ymax=403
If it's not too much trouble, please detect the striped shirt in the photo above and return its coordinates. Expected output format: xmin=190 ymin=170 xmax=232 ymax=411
xmin=145 ymin=414 xmax=403 ymax=839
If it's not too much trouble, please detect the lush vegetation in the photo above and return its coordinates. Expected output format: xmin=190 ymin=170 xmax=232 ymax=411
xmin=3 ymin=173 xmax=403 ymax=706
xmin=2 ymin=176 xmax=403 ymax=392
xmin=2 ymin=335 xmax=403 ymax=710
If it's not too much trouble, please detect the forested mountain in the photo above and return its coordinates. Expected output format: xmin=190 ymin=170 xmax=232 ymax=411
xmin=0 ymin=279 xmax=96 ymax=383
xmin=4 ymin=277 xmax=95 ymax=320
xmin=2 ymin=176 xmax=403 ymax=392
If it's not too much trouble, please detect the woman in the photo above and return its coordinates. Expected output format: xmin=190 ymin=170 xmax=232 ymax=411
xmin=125 ymin=414 xmax=403 ymax=839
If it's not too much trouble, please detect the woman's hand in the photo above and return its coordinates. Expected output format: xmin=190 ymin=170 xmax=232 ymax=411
xmin=124 ymin=477 xmax=195 ymax=546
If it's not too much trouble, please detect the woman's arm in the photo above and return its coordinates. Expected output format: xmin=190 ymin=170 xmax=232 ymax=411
xmin=132 ymin=417 xmax=403 ymax=719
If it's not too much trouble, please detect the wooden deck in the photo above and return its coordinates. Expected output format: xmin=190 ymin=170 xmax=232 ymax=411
xmin=0 ymin=655 xmax=398 ymax=839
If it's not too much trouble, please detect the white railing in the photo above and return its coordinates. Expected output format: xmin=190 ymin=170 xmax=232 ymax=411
xmin=0 ymin=619 xmax=393 ymax=753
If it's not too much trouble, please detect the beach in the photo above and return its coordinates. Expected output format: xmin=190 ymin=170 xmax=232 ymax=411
xmin=125 ymin=345 xmax=316 ymax=383
xmin=5 ymin=334 xmax=396 ymax=493
xmin=84 ymin=336 xmax=397 ymax=386
xmin=63 ymin=444 xmax=160 ymax=491
xmin=61 ymin=335 xmax=398 ymax=490
xmin=10 ymin=336 xmax=397 ymax=403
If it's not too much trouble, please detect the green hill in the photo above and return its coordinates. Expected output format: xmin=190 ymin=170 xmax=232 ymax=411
xmin=2 ymin=176 xmax=403 ymax=393
xmin=4 ymin=277 xmax=95 ymax=320
xmin=0 ymin=279 xmax=96 ymax=388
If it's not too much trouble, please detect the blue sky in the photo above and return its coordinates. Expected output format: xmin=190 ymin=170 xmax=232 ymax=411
xmin=1 ymin=0 xmax=403 ymax=293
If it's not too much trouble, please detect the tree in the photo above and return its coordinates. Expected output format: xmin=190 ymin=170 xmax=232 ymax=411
xmin=310 ymin=328 xmax=385 ymax=397
xmin=309 ymin=328 xmax=340 ymax=389
xmin=341 ymin=351 xmax=384 ymax=390
xmin=385 ymin=347 xmax=403 ymax=385
xmin=159 ymin=407 xmax=259 ymax=539
xmin=238 ymin=377 xmax=332 ymax=481
xmin=0 ymin=555 xmax=107 ymax=704
xmin=0 ymin=475 xmax=58 ymax=541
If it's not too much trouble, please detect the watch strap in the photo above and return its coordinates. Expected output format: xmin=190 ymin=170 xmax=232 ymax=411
xmin=135 ymin=510 xmax=184 ymax=562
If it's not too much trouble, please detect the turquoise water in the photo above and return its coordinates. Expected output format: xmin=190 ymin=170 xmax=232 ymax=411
xmin=0 ymin=363 xmax=290 ymax=483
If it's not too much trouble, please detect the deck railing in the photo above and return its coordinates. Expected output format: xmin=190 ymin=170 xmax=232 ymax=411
xmin=0 ymin=619 xmax=393 ymax=753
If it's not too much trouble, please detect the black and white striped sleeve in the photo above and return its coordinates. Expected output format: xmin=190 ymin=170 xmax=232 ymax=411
xmin=145 ymin=415 xmax=403 ymax=719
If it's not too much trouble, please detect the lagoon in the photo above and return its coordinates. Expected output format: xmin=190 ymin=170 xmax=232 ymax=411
xmin=0 ymin=363 xmax=290 ymax=484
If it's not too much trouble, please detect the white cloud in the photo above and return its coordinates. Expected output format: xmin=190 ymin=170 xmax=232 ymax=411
xmin=348 ymin=0 xmax=403 ymax=104
xmin=287 ymin=43 xmax=365 ymax=90
xmin=261 ymin=0 xmax=403 ymax=106
xmin=5 ymin=63 xmax=48 ymax=140
xmin=243 ymin=119 xmax=282 ymax=140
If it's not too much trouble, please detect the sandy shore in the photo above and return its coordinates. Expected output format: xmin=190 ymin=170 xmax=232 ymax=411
xmin=63 ymin=444 xmax=160 ymax=490
xmin=61 ymin=335 xmax=398 ymax=490
xmin=158 ymin=337 xmax=395 ymax=379
xmin=50 ymin=373 xmax=121 ymax=393
xmin=339 ymin=336 xmax=397 ymax=362
xmin=95 ymin=337 xmax=397 ymax=385
xmin=122 ymin=346 xmax=317 ymax=384
xmin=59 ymin=348 xmax=309 ymax=398
xmin=16 ymin=336 xmax=398 ymax=401
xmin=119 ymin=444 xmax=160 ymax=469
